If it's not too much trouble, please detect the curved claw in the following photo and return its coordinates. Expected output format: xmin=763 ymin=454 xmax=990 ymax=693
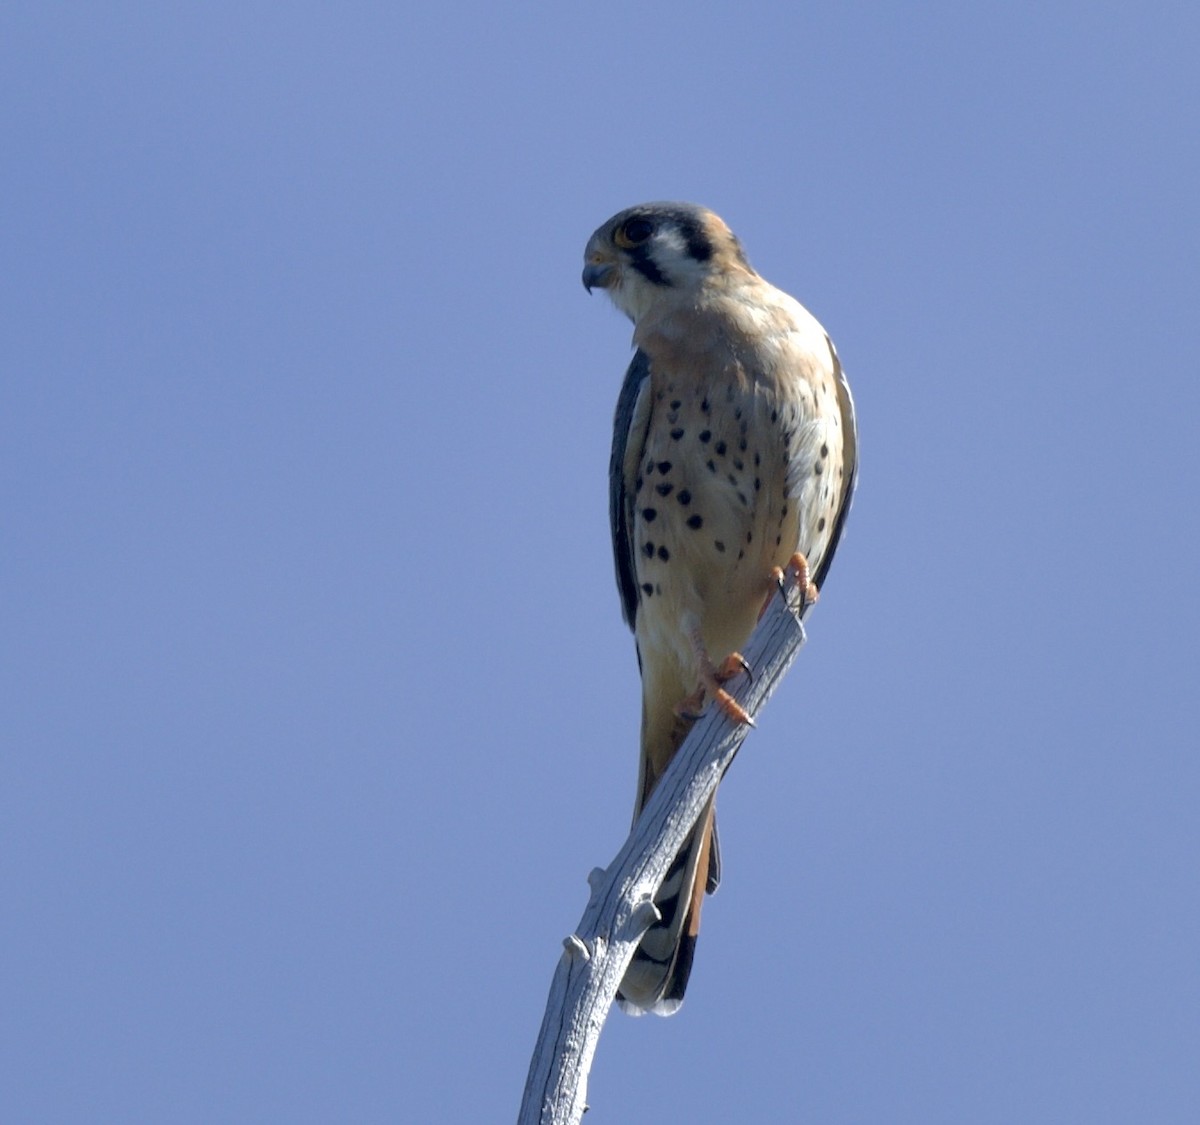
xmin=765 ymin=553 xmax=820 ymax=616
xmin=715 ymin=652 xmax=753 ymax=685
xmin=681 ymin=628 xmax=755 ymax=728
xmin=710 ymin=685 xmax=754 ymax=727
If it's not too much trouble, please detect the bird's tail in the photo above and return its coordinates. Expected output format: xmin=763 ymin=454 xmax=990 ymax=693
xmin=617 ymin=697 xmax=721 ymax=1018
xmin=616 ymin=796 xmax=718 ymax=1016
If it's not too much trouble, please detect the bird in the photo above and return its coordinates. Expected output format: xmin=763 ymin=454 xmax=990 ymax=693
xmin=583 ymin=202 xmax=857 ymax=1015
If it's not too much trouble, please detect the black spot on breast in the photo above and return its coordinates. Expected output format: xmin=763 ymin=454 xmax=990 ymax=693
xmin=737 ymin=491 xmax=748 ymax=505
xmin=775 ymin=534 xmax=782 ymax=546
xmin=746 ymin=531 xmax=753 ymax=543
xmin=754 ymin=452 xmax=761 ymax=467
xmin=643 ymin=542 xmax=655 ymax=557
xmin=670 ymin=400 xmax=681 ymax=410
xmin=670 ymin=428 xmax=685 ymax=440
xmin=635 ymin=476 xmax=643 ymax=492
xmin=733 ymin=458 xmax=744 ymax=471
xmin=646 ymin=459 xmax=654 ymax=473
xmin=814 ymin=461 xmax=824 ymax=476
xmin=738 ymin=438 xmax=747 ymax=452
xmin=657 ymin=546 xmax=670 ymax=561
xmin=820 ymin=443 xmax=829 ymax=458
xmin=699 ymin=430 xmax=711 ymax=443
xmin=677 ymin=489 xmax=691 ymax=505
xmin=818 ymin=517 xmax=827 ymax=531
xmin=657 ymin=461 xmax=672 ymax=474
xmin=701 ymin=398 xmax=711 ymax=414
xmin=687 ymin=514 xmax=704 ymax=529
xmin=715 ymin=441 xmax=727 ymax=456
xmin=714 ymin=540 xmax=726 ymax=553
xmin=641 ymin=582 xmax=654 ymax=596
xmin=734 ymin=408 xmax=743 ymax=420
xmin=770 ymin=409 xmax=778 ymax=423
xmin=655 ymin=482 xmax=673 ymax=497
xmin=642 ymin=508 xmax=657 ymax=522
xmin=754 ymin=477 xmax=761 ymax=491
xmin=706 ymin=460 xmax=716 ymax=473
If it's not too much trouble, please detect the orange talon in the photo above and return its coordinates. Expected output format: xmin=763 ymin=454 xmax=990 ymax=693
xmin=707 ymin=651 xmax=754 ymax=725
xmin=761 ymin=565 xmax=787 ymax=620
xmin=714 ymin=652 xmax=752 ymax=683
xmin=683 ymin=627 xmax=755 ymax=728
xmin=709 ymin=683 xmax=754 ymax=727
xmin=787 ymin=552 xmax=820 ymax=610
xmin=768 ymin=552 xmax=819 ymax=613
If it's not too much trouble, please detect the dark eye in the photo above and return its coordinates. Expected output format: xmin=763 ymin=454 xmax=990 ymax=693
xmin=616 ymin=217 xmax=654 ymax=248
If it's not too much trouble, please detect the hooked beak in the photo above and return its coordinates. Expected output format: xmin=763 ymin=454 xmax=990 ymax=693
xmin=582 ymin=260 xmax=615 ymax=293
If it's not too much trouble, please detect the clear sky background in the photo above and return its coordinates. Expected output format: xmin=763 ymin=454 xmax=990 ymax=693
xmin=4 ymin=4 xmax=1199 ymax=1122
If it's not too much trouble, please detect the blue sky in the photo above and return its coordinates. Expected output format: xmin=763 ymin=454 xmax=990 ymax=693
xmin=4 ymin=4 xmax=1199 ymax=1121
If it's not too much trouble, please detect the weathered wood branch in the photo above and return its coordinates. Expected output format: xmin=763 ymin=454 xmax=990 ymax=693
xmin=517 ymin=585 xmax=811 ymax=1125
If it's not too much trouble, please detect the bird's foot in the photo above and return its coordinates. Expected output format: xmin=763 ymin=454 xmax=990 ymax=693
xmin=675 ymin=629 xmax=754 ymax=727
xmin=704 ymin=658 xmax=755 ymax=727
xmin=764 ymin=552 xmax=820 ymax=617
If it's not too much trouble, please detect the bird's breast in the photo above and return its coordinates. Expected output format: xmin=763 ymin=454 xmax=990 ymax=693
xmin=630 ymin=364 xmax=802 ymax=669
xmin=628 ymin=287 xmax=846 ymax=672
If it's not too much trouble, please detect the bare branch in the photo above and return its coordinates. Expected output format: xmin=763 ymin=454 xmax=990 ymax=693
xmin=518 ymin=586 xmax=811 ymax=1125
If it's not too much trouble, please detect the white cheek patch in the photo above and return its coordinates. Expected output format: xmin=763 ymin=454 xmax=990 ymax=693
xmin=656 ymin=227 xmax=688 ymax=259
xmin=652 ymin=228 xmax=707 ymax=287
xmin=604 ymin=222 xmax=712 ymax=322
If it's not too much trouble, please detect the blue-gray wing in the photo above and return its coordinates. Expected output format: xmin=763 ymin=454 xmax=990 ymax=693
xmin=609 ymin=349 xmax=653 ymax=630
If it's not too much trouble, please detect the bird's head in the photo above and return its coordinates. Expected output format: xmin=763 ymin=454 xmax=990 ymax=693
xmin=582 ymin=202 xmax=754 ymax=323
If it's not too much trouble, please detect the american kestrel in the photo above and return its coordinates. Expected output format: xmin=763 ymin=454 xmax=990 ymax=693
xmin=583 ymin=202 xmax=858 ymax=1015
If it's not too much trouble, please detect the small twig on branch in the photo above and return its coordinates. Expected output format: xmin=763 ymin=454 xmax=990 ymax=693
xmin=517 ymin=584 xmax=811 ymax=1125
